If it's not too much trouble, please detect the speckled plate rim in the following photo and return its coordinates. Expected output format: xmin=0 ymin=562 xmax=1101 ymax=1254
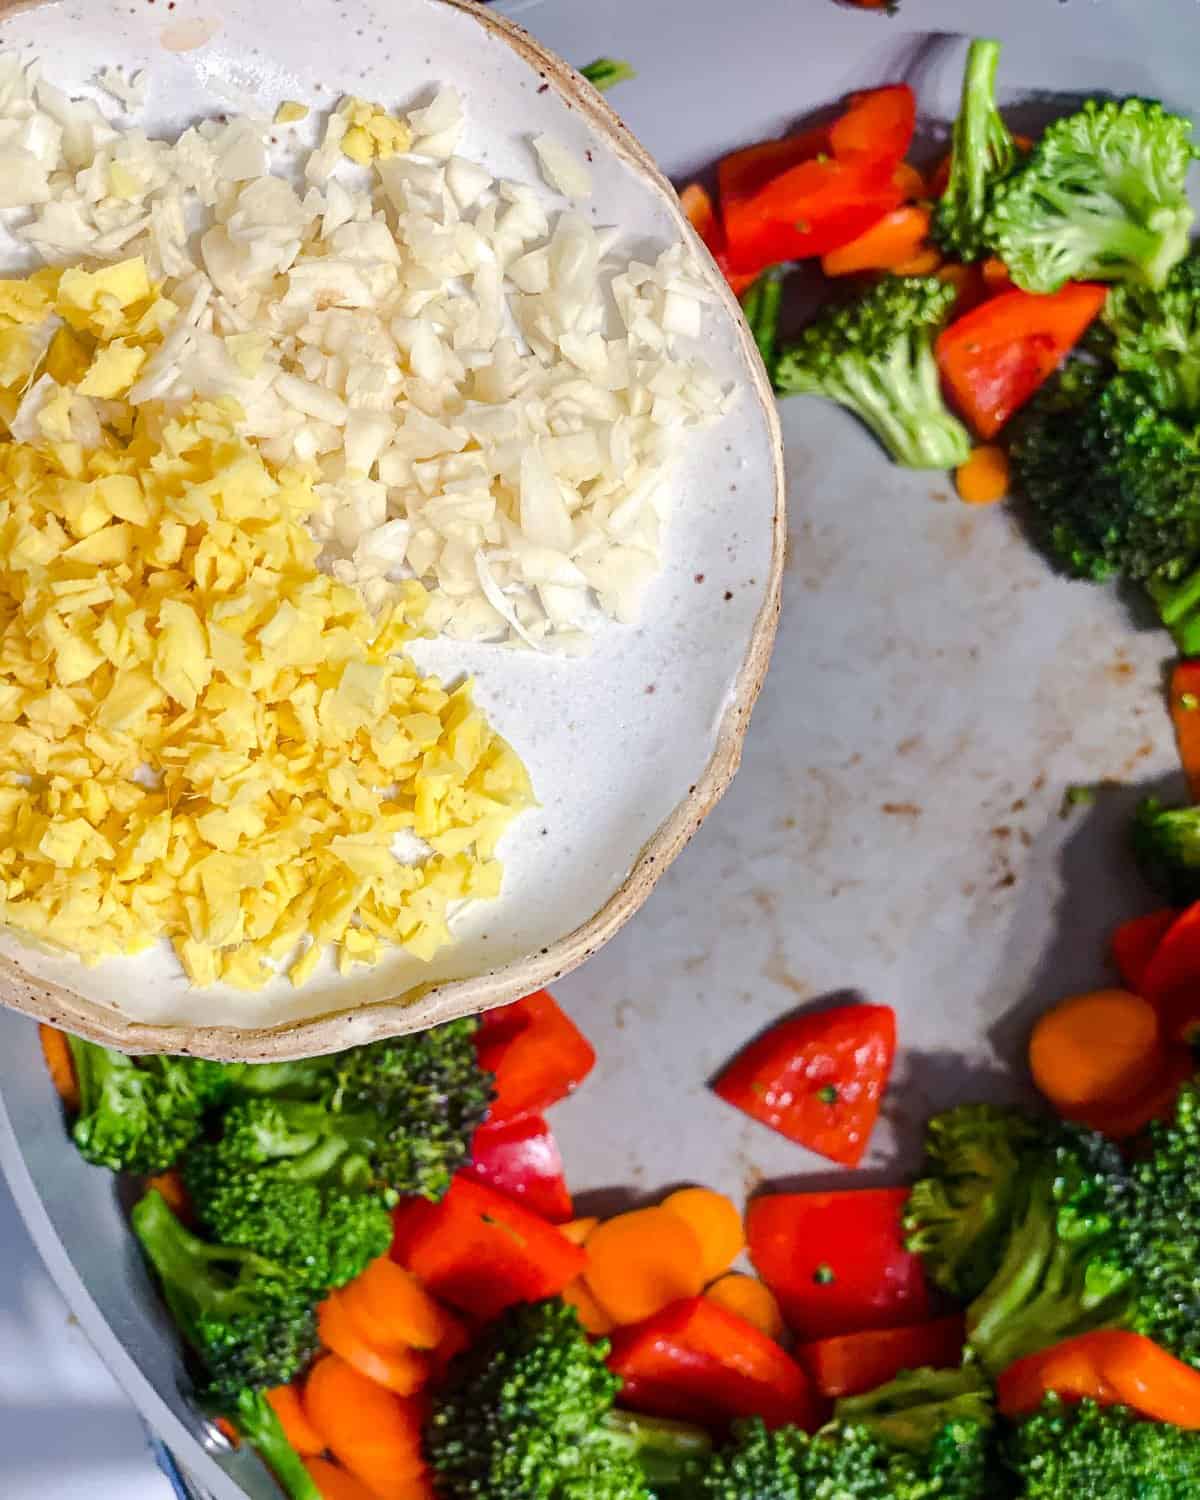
xmin=0 ymin=0 xmax=785 ymax=1060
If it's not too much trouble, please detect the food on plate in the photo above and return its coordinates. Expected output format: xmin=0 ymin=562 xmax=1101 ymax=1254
xmin=0 ymin=55 xmax=732 ymax=649
xmin=997 ymin=1330 xmax=1200 ymax=1426
xmin=1005 ymin=1395 xmax=1200 ymax=1497
xmin=932 ymin=40 xmax=1021 ymax=264
xmin=713 ymin=1001 xmax=896 ymax=1165
xmin=773 ymin=275 xmax=970 ymax=469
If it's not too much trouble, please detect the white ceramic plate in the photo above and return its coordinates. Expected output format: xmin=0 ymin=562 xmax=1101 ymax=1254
xmin=0 ymin=0 xmax=783 ymax=1056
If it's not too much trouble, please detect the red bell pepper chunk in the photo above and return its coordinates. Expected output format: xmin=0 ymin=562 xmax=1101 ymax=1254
xmin=1111 ymin=909 xmax=1179 ymax=993
xmin=723 ymin=157 xmax=903 ymax=275
xmin=714 ymin=1003 xmax=896 ymax=1166
xmin=717 ymin=125 xmax=832 ymax=205
xmin=1171 ymin=662 xmax=1200 ymax=802
xmin=746 ymin=1188 xmax=930 ymax=1341
xmin=468 ymin=1113 xmax=573 ymax=1223
xmin=936 ymin=283 xmax=1108 ymax=439
xmin=608 ymin=1297 xmax=819 ymax=1432
xmin=390 ymin=1176 xmax=585 ymax=1321
xmin=828 ymin=85 xmax=916 ymax=169
xmin=1140 ymin=901 xmax=1200 ymax=1043
xmin=799 ymin=1315 xmax=966 ymax=1400
xmin=477 ymin=990 xmax=596 ymax=1123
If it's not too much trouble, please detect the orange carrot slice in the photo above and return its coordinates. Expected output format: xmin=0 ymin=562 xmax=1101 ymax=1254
xmin=339 ymin=1257 xmax=448 ymax=1351
xmin=1029 ymin=989 xmax=1164 ymax=1118
xmin=266 ymin=1385 xmax=325 ymax=1457
xmin=705 ymin=1274 xmax=785 ymax=1341
xmin=661 ymin=1188 xmax=745 ymax=1283
xmin=317 ymin=1294 xmax=430 ymax=1396
xmin=821 ymin=205 xmax=932 ymax=276
xmin=303 ymin=1458 xmax=377 ymax=1500
xmin=563 ymin=1276 xmax=615 ymax=1335
xmin=559 ymin=1217 xmax=600 ymax=1246
xmin=303 ymin=1355 xmax=426 ymax=1497
xmin=584 ymin=1207 xmax=705 ymax=1326
xmin=39 ymin=1025 xmax=79 ymax=1112
xmin=955 ymin=445 xmax=1010 ymax=505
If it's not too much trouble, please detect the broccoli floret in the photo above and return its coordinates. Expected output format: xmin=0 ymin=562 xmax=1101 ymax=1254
xmin=329 ymin=1019 xmax=495 ymax=1201
xmin=904 ymin=1104 xmax=1046 ymax=1301
xmin=832 ymin=1366 xmax=995 ymax=1453
xmin=183 ymin=1100 xmax=393 ymax=1294
xmin=1120 ymin=1081 xmax=1200 ymax=1365
xmin=1131 ymin=797 xmax=1200 ymax=904
xmin=698 ymin=1399 xmax=997 ymax=1500
xmin=424 ymin=1298 xmax=711 ymax=1500
xmin=964 ymin=1123 xmax=1133 ymax=1375
xmin=1105 ymin=253 xmax=1200 ymax=417
xmin=131 ymin=1188 xmax=318 ymax=1404
xmin=1007 ymin=1396 xmax=1200 ymax=1499
xmin=1011 ymin=366 xmax=1200 ymax=582
xmin=67 ymin=1039 xmax=224 ymax=1175
xmin=933 ymin=39 xmax=1020 ymax=262
xmin=229 ymin=1388 xmax=322 ymax=1500
xmin=773 ymin=276 xmax=971 ymax=469
xmin=986 ymin=97 xmax=1195 ymax=293
xmin=1148 ymin=564 xmax=1200 ymax=655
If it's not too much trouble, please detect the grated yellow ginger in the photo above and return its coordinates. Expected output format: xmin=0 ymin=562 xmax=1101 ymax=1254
xmin=0 ymin=258 xmax=532 ymax=990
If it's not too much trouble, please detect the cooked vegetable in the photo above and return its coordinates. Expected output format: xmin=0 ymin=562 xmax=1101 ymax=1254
xmin=1104 ymin=253 xmax=1200 ymax=416
xmin=301 ymin=1459 xmax=378 ymax=1500
xmin=266 ymin=1385 xmax=326 ymax=1457
xmin=1133 ymin=799 xmax=1200 ymax=906
xmin=424 ymin=1298 xmax=713 ymax=1500
xmin=904 ymin=1103 xmax=1044 ymax=1301
xmin=564 ymin=1274 xmax=617 ymax=1336
xmin=955 ymin=445 xmax=1010 ymax=503
xmin=467 ymin=1111 xmax=573 ymax=1222
xmin=986 ymin=97 xmax=1195 ymax=293
xmin=774 ymin=277 xmax=971 ymax=469
xmin=316 ymin=1291 xmax=430 ymax=1395
xmin=229 ymin=1387 xmax=324 ymax=1500
xmin=131 ymin=1188 xmax=319 ymax=1402
xmin=834 ymin=1365 xmax=995 ymax=1452
xmin=747 ymin=1187 xmax=930 ymax=1339
xmin=822 ymin=206 xmax=932 ymax=275
xmin=697 ymin=1368 xmax=996 ymax=1500
xmin=584 ymin=1206 xmax=706 ymax=1327
xmin=1006 ymin=1395 xmax=1200 ymax=1498
xmin=66 ymin=1038 xmax=226 ymax=1175
xmin=579 ymin=59 xmax=637 ymax=92
xmin=799 ymin=1315 xmax=967 ymax=1400
xmin=607 ymin=1295 xmax=818 ymax=1431
xmin=183 ymin=1098 xmax=394 ymax=1293
xmin=828 ymin=86 xmax=916 ymax=169
xmin=40 ymin=1025 xmax=79 ymax=1112
xmin=714 ymin=1002 xmax=896 ymax=1165
xmin=661 ymin=1188 xmax=745 ymax=1284
xmin=740 ymin=269 xmax=785 ymax=380
xmin=1140 ymin=902 xmax=1200 ymax=1042
xmin=936 ymin=283 xmax=1107 ymax=439
xmin=1171 ymin=663 xmax=1200 ymax=797
xmin=1111 ymin=909 xmax=1178 ymax=992
xmin=391 ymin=1175 xmax=587 ymax=1320
xmin=1011 ymin=365 xmax=1200 ymax=582
xmin=1028 ymin=988 xmax=1165 ymax=1120
xmin=338 ymin=1257 xmax=451 ymax=1353
xmin=997 ymin=1330 xmax=1200 ymax=1426
xmin=705 ymin=1275 xmax=785 ymax=1342
xmin=934 ymin=39 xmax=1019 ymax=262
xmin=476 ymin=992 xmax=594 ymax=1123
xmin=1081 ymin=1049 xmax=1196 ymax=1141
xmin=303 ymin=1353 xmax=428 ymax=1498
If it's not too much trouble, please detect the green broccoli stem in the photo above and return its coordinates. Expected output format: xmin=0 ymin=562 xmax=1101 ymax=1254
xmin=742 ymin=269 xmax=786 ymax=380
xmin=601 ymin=1408 xmax=713 ymax=1489
xmin=132 ymin=1190 xmax=268 ymax=1336
xmin=229 ymin=1389 xmax=321 ymax=1500
xmin=1148 ymin=568 xmax=1200 ymax=655
xmin=1032 ymin=187 xmax=1189 ymax=289
xmin=837 ymin=341 xmax=971 ymax=470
